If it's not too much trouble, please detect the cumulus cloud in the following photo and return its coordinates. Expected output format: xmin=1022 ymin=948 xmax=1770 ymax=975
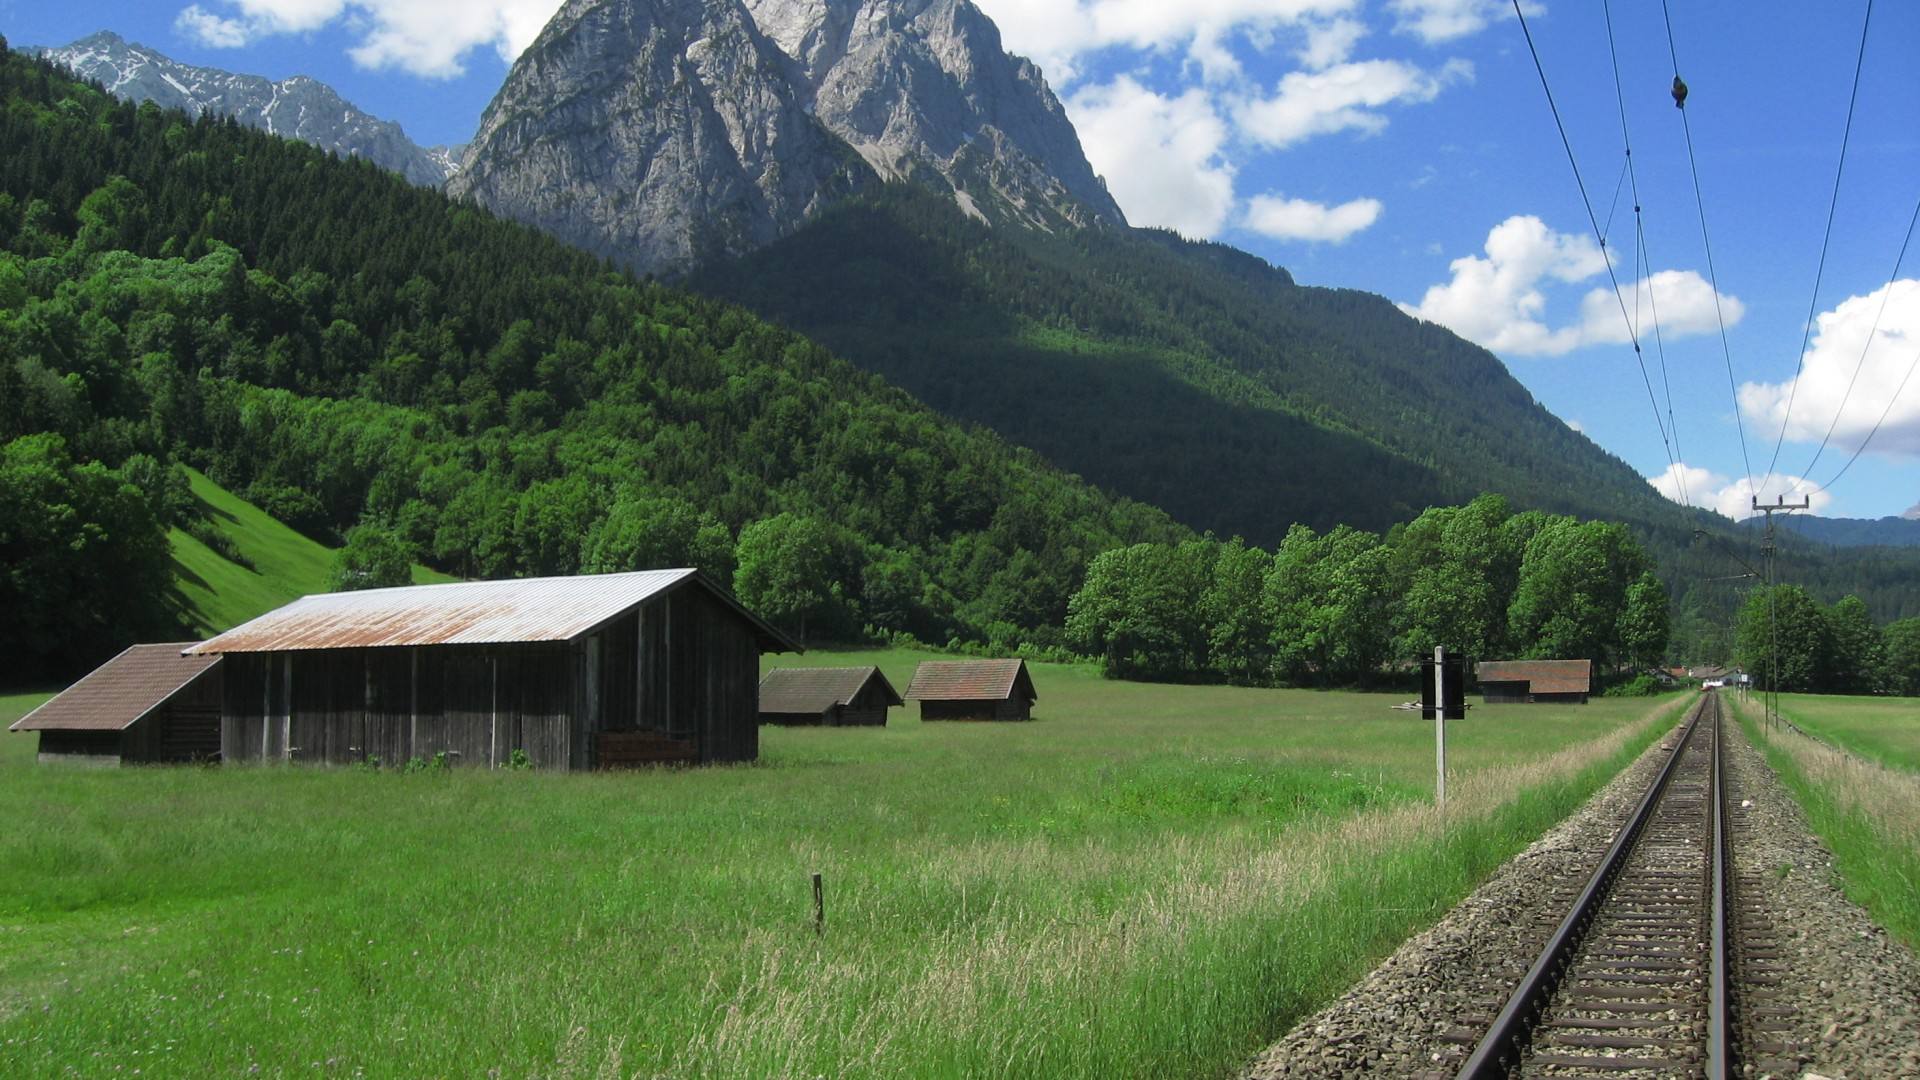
xmin=1067 ymin=77 xmax=1237 ymax=237
xmin=1389 ymin=0 xmax=1539 ymax=44
xmin=173 ymin=0 xmax=562 ymax=77
xmin=1400 ymin=215 xmax=1743 ymax=357
xmin=1738 ymin=279 xmax=1920 ymax=457
xmin=175 ymin=6 xmax=255 ymax=48
xmin=1648 ymin=464 xmax=1833 ymax=521
xmin=1233 ymin=58 xmax=1473 ymax=149
xmin=1296 ymin=17 xmax=1368 ymax=70
xmin=1244 ymin=193 xmax=1382 ymax=243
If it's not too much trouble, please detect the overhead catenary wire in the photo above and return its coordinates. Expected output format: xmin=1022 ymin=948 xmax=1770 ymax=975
xmin=1603 ymin=0 xmax=1688 ymax=509
xmin=1761 ymin=0 xmax=1877 ymax=486
xmin=1660 ymin=0 xmax=1756 ymax=510
xmin=1509 ymin=0 xmax=1682 ymax=494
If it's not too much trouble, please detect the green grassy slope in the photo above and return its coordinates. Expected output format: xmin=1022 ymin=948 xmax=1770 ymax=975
xmin=169 ymin=468 xmax=455 ymax=637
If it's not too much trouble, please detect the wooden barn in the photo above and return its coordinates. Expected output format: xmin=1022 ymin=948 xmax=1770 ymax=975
xmin=1476 ymin=659 xmax=1592 ymax=705
xmin=10 ymin=643 xmax=223 ymax=765
xmin=758 ymin=666 xmax=902 ymax=726
xmin=187 ymin=569 xmax=799 ymax=769
xmin=905 ymin=659 xmax=1037 ymax=721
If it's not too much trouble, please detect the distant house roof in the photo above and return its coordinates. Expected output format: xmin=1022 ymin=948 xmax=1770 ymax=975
xmin=10 ymin=644 xmax=222 ymax=733
xmin=758 ymin=666 xmax=903 ymax=715
xmin=906 ymin=659 xmax=1036 ymax=703
xmin=187 ymin=570 xmax=800 ymax=655
xmin=1476 ymin=659 xmax=1592 ymax=695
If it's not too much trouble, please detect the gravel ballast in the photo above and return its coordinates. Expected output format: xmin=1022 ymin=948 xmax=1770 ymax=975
xmin=1241 ymin=699 xmax=1920 ymax=1079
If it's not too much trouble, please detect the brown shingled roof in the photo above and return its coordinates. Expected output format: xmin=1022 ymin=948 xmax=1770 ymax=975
xmin=11 ymin=644 xmax=222 ymax=732
xmin=758 ymin=666 xmax=902 ymax=715
xmin=905 ymin=659 xmax=1036 ymax=703
xmin=1476 ymin=659 xmax=1592 ymax=695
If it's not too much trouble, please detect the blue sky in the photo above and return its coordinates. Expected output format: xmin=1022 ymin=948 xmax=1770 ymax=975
xmin=5 ymin=0 xmax=1918 ymax=521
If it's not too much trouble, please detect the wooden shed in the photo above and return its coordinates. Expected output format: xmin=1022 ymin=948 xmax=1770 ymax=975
xmin=758 ymin=666 xmax=902 ymax=726
xmin=187 ymin=569 xmax=799 ymax=769
xmin=10 ymin=643 xmax=223 ymax=765
xmin=905 ymin=659 xmax=1037 ymax=721
xmin=1476 ymin=659 xmax=1592 ymax=705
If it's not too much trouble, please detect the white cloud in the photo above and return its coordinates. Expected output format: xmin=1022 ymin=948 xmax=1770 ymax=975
xmin=1648 ymin=463 xmax=1833 ymax=521
xmin=1573 ymin=268 xmax=1745 ymax=347
xmin=174 ymin=0 xmax=562 ymax=77
xmin=1389 ymin=0 xmax=1539 ymax=44
xmin=1400 ymin=215 xmax=1742 ymax=357
xmin=1738 ymin=280 xmax=1920 ymax=458
xmin=175 ymin=5 xmax=255 ymax=48
xmin=1234 ymin=58 xmax=1473 ymax=149
xmin=1296 ymin=17 xmax=1367 ymax=70
xmin=1244 ymin=193 xmax=1382 ymax=243
xmin=1066 ymin=76 xmax=1236 ymax=237
xmin=1565 ymin=417 xmax=1584 ymax=433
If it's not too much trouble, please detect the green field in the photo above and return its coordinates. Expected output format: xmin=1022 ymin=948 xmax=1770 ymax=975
xmin=0 ymin=655 xmax=1681 ymax=1077
xmin=1734 ymin=694 xmax=1920 ymax=951
xmin=169 ymin=467 xmax=455 ymax=638
xmin=1774 ymin=693 xmax=1920 ymax=772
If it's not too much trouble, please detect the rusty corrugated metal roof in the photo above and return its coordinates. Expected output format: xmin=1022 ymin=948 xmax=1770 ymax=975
xmin=1476 ymin=659 xmax=1592 ymax=695
xmin=187 ymin=569 xmax=800 ymax=654
xmin=11 ymin=644 xmax=221 ymax=732
xmin=757 ymin=666 xmax=902 ymax=715
xmin=905 ymin=659 xmax=1035 ymax=702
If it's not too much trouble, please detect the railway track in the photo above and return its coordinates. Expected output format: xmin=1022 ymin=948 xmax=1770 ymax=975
xmin=1445 ymin=692 xmax=1751 ymax=1078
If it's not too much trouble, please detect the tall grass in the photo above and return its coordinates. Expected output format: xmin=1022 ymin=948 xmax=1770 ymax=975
xmin=0 ymin=651 xmax=1681 ymax=1076
xmin=1773 ymin=692 xmax=1920 ymax=773
xmin=1734 ymin=696 xmax=1920 ymax=951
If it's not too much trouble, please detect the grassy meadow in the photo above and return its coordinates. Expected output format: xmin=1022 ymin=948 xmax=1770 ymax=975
xmin=1774 ymin=693 xmax=1920 ymax=773
xmin=0 ymin=653 xmax=1683 ymax=1077
xmin=1733 ymin=694 xmax=1920 ymax=951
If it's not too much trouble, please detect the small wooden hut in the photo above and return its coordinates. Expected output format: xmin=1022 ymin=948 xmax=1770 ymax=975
xmin=11 ymin=643 xmax=223 ymax=765
xmin=1476 ymin=659 xmax=1592 ymax=704
xmin=905 ymin=659 xmax=1037 ymax=721
xmin=757 ymin=666 xmax=902 ymax=726
xmin=187 ymin=569 xmax=799 ymax=769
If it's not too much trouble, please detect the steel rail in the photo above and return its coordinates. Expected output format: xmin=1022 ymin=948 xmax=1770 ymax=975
xmin=1708 ymin=693 xmax=1730 ymax=1079
xmin=1454 ymin=695 xmax=1709 ymax=1078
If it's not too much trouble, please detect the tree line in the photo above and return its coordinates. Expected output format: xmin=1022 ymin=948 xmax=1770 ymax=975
xmin=1064 ymin=494 xmax=1671 ymax=687
xmin=1735 ymin=586 xmax=1920 ymax=695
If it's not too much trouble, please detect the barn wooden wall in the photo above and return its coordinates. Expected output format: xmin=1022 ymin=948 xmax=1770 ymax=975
xmin=213 ymin=584 xmax=770 ymax=769
xmin=221 ymin=645 xmax=577 ymax=768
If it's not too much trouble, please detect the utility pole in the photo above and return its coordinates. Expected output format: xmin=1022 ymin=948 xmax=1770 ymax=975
xmin=1753 ymin=495 xmax=1812 ymax=732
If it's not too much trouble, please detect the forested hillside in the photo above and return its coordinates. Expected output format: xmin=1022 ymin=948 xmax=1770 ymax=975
xmin=0 ymin=40 xmax=1184 ymax=678
xmin=695 ymin=185 xmax=1683 ymax=539
xmin=695 ymin=185 xmax=1920 ymax=638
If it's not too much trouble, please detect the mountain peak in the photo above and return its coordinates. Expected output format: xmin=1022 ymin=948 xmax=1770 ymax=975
xmin=451 ymin=0 xmax=1120 ymax=274
xmin=32 ymin=32 xmax=452 ymax=188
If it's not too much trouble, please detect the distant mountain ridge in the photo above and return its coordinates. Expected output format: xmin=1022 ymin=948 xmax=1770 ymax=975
xmin=1773 ymin=514 xmax=1920 ymax=549
xmin=30 ymin=31 xmax=457 ymax=187
xmin=450 ymin=0 xmax=1123 ymax=275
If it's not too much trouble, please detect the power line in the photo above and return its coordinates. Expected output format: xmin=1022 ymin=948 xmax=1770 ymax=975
xmin=1791 ymin=191 xmax=1920 ymax=492
xmin=1603 ymin=0 xmax=1688 ymax=509
xmin=1660 ymin=0 xmax=1756 ymax=506
xmin=1761 ymin=0 xmax=1876 ymax=483
xmin=1510 ymin=0 xmax=1681 ymax=492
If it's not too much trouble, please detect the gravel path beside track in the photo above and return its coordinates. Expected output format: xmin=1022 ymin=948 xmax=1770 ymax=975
xmin=1242 ymin=703 xmax=1920 ymax=1079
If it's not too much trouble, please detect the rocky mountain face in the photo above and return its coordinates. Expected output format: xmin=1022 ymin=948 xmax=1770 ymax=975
xmin=32 ymin=32 xmax=453 ymax=188
xmin=450 ymin=0 xmax=1121 ymax=275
